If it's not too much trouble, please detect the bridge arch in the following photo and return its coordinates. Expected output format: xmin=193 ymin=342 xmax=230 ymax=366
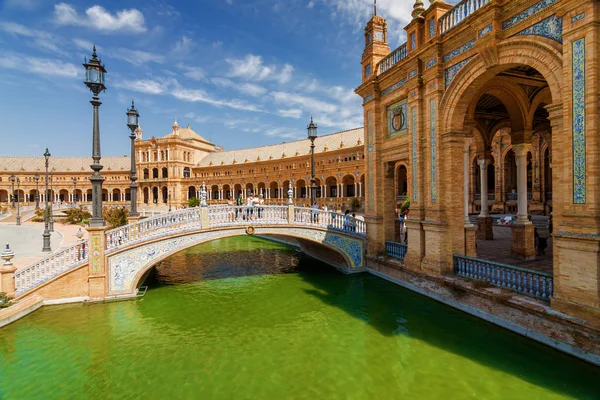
xmin=441 ymin=38 xmax=563 ymax=134
xmin=107 ymin=226 xmax=366 ymax=296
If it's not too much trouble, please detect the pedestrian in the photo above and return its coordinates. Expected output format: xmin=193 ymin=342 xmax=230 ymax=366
xmin=351 ymin=213 xmax=357 ymax=232
xmin=258 ymin=194 xmax=265 ymax=219
xmin=312 ymin=203 xmax=319 ymax=223
xmin=236 ymin=193 xmax=243 ymax=220
xmin=344 ymin=210 xmax=351 ymax=231
xmin=227 ymin=196 xmax=234 ymax=222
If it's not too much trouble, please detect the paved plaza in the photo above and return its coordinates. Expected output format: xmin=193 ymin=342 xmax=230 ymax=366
xmin=0 ymin=221 xmax=88 ymax=269
xmin=476 ymin=226 xmax=553 ymax=275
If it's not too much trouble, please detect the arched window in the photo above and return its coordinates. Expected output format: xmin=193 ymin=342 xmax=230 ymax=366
xmin=183 ymin=167 xmax=191 ymax=178
xmin=143 ymin=169 xmax=149 ymax=179
xmin=162 ymin=167 xmax=168 ymax=179
xmin=152 ymin=168 xmax=159 ymax=179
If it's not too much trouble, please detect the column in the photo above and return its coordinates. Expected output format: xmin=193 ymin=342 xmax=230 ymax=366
xmin=477 ymin=158 xmax=493 ymax=240
xmin=464 ymin=141 xmax=476 ymax=256
xmin=354 ymin=182 xmax=358 ymax=197
xmin=358 ymin=182 xmax=362 ymax=197
xmin=511 ymin=143 xmax=535 ymax=260
xmin=339 ymin=184 xmax=343 ymax=197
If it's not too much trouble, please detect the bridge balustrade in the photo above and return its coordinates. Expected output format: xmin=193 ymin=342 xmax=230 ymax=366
xmin=378 ymin=43 xmax=407 ymax=74
xmin=386 ymin=241 xmax=407 ymax=261
xmin=293 ymin=207 xmax=366 ymax=236
xmin=453 ymin=254 xmax=553 ymax=300
xmin=439 ymin=0 xmax=491 ymax=34
xmin=207 ymin=205 xmax=288 ymax=227
xmin=105 ymin=207 xmax=203 ymax=251
xmin=14 ymin=240 xmax=89 ymax=296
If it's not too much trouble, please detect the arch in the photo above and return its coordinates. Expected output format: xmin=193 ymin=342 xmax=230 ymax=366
xmin=112 ymin=188 xmax=121 ymax=202
xmin=108 ymin=226 xmax=366 ymax=295
xmin=161 ymin=167 xmax=168 ymax=179
xmin=325 ymin=176 xmax=337 ymax=198
xmin=125 ymin=188 xmax=131 ymax=202
xmin=0 ymin=189 xmax=8 ymax=203
xmin=396 ymin=166 xmax=408 ymax=199
xmin=296 ymin=179 xmax=307 ymax=198
xmin=152 ymin=187 xmax=159 ymax=204
xmin=245 ymin=182 xmax=254 ymax=196
xmin=183 ymin=167 xmax=191 ymax=178
xmin=143 ymin=169 xmax=149 ymax=180
xmin=102 ymin=189 xmax=109 ymax=202
xmin=59 ymin=189 xmax=69 ymax=202
xmin=143 ymin=187 xmax=149 ymax=204
xmin=211 ymin=185 xmax=219 ymax=200
xmin=441 ymin=38 xmax=563 ymax=134
xmin=342 ymin=175 xmax=355 ymax=197
xmin=256 ymin=182 xmax=266 ymax=198
xmin=162 ymin=187 xmax=168 ymax=203
xmin=188 ymin=186 xmax=197 ymax=200
xmin=86 ymin=189 xmax=93 ymax=202
xmin=29 ymin=189 xmax=37 ymax=203
xmin=269 ymin=181 xmax=278 ymax=198
xmin=152 ymin=168 xmax=159 ymax=179
xmin=234 ymin=184 xmax=242 ymax=198
xmin=223 ymin=184 xmax=232 ymax=199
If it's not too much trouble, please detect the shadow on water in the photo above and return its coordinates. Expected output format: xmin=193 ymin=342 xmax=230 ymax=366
xmin=147 ymin=236 xmax=600 ymax=399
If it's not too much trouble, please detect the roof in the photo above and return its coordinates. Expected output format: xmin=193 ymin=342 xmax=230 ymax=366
xmin=197 ymin=127 xmax=364 ymax=167
xmin=164 ymin=124 xmax=212 ymax=144
xmin=0 ymin=156 xmax=131 ymax=173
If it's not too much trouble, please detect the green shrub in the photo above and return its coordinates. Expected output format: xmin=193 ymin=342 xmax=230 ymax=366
xmin=103 ymin=207 xmax=129 ymax=229
xmin=188 ymin=197 xmax=200 ymax=207
xmin=400 ymin=197 xmax=410 ymax=214
xmin=349 ymin=197 xmax=361 ymax=212
xmin=64 ymin=206 xmax=92 ymax=225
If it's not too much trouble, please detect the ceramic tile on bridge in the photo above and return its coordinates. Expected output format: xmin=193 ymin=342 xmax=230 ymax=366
xmin=476 ymin=226 xmax=553 ymax=275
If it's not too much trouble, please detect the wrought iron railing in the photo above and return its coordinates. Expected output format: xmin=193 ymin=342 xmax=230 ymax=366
xmin=207 ymin=205 xmax=288 ymax=227
xmin=15 ymin=240 xmax=89 ymax=296
xmin=105 ymin=207 xmax=203 ymax=251
xmin=378 ymin=43 xmax=407 ymax=74
xmin=453 ymin=255 xmax=553 ymax=300
xmin=386 ymin=241 xmax=407 ymax=261
xmin=439 ymin=0 xmax=491 ymax=34
xmin=293 ymin=207 xmax=366 ymax=236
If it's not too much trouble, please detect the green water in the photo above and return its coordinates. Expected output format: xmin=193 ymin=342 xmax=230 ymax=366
xmin=0 ymin=237 xmax=598 ymax=399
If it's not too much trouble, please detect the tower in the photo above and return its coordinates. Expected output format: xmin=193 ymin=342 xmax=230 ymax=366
xmin=172 ymin=118 xmax=180 ymax=136
xmin=361 ymin=6 xmax=390 ymax=83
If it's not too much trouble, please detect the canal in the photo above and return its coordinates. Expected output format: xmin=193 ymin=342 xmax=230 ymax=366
xmin=0 ymin=236 xmax=598 ymax=399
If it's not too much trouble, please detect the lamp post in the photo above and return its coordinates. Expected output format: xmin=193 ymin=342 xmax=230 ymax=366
xmin=15 ymin=178 xmax=21 ymax=226
xmin=42 ymin=148 xmax=51 ymax=252
xmin=72 ymin=177 xmax=77 ymax=207
xmin=126 ymin=101 xmax=139 ymax=218
xmin=49 ymin=171 xmax=54 ymax=232
xmin=34 ymin=173 xmax=40 ymax=209
xmin=307 ymin=117 xmax=318 ymax=207
xmin=9 ymin=175 xmax=15 ymax=209
xmin=83 ymin=45 xmax=107 ymax=227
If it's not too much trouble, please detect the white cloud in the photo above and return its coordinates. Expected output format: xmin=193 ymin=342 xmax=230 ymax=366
xmin=0 ymin=22 xmax=67 ymax=55
xmin=72 ymin=38 xmax=94 ymax=51
xmin=111 ymin=48 xmax=165 ymax=66
xmin=211 ymin=77 xmax=267 ymax=97
xmin=307 ymin=1 xmax=315 ymax=8
xmin=178 ymin=64 xmax=205 ymax=81
xmin=5 ymin=0 xmax=38 ymax=10
xmin=114 ymin=79 xmax=168 ymax=94
xmin=225 ymin=54 xmax=294 ymax=84
xmin=53 ymin=3 xmax=147 ymax=33
xmin=185 ymin=112 xmax=209 ymax=123
xmin=173 ymin=36 xmax=194 ymax=56
xmin=272 ymin=91 xmax=338 ymax=114
xmin=0 ymin=54 xmax=79 ymax=78
xmin=277 ymin=109 xmax=303 ymax=119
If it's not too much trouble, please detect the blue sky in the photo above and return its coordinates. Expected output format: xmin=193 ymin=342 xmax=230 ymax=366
xmin=0 ymin=0 xmax=455 ymax=157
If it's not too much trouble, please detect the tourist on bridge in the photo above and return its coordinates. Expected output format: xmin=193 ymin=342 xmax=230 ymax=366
xmin=236 ymin=193 xmax=243 ymax=220
xmin=312 ymin=203 xmax=319 ymax=223
xmin=227 ymin=196 xmax=235 ymax=222
xmin=257 ymin=194 xmax=264 ymax=219
xmin=344 ymin=210 xmax=351 ymax=232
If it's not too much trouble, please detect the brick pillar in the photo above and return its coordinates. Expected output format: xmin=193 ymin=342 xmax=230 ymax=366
xmin=287 ymin=204 xmax=294 ymax=224
xmin=87 ymin=226 xmax=107 ymax=300
xmin=0 ymin=265 xmax=17 ymax=298
xmin=200 ymin=205 xmax=209 ymax=227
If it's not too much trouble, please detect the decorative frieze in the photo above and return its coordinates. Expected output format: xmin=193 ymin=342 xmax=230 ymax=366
xmin=381 ymin=78 xmax=407 ymax=97
xmin=445 ymin=57 xmax=473 ymax=89
xmin=387 ymin=100 xmax=408 ymax=138
xmin=426 ymin=58 xmax=438 ymax=69
xmin=502 ymin=0 xmax=558 ymax=30
xmin=442 ymin=39 xmax=475 ymax=63
xmin=430 ymin=100 xmax=438 ymax=203
xmin=478 ymin=24 xmax=493 ymax=38
xmin=513 ymin=14 xmax=562 ymax=43
xmin=363 ymin=94 xmax=374 ymax=104
xmin=572 ymin=38 xmax=586 ymax=204
xmin=571 ymin=13 xmax=584 ymax=23
xmin=408 ymin=70 xmax=417 ymax=79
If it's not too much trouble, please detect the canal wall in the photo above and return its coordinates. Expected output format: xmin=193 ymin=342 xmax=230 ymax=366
xmin=367 ymin=257 xmax=600 ymax=367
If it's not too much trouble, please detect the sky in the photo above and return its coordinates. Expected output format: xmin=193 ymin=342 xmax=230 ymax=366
xmin=0 ymin=0 xmax=458 ymax=157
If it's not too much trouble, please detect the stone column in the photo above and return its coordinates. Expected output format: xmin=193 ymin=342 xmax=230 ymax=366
xmin=87 ymin=226 xmax=108 ymax=300
xmin=358 ymin=182 xmax=362 ymax=197
xmin=354 ymin=182 xmax=358 ymax=197
xmin=511 ymin=144 xmax=535 ymax=259
xmin=477 ymin=158 xmax=493 ymax=240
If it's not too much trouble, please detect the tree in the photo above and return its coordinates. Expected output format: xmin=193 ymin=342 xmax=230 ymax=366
xmin=103 ymin=207 xmax=129 ymax=229
xmin=400 ymin=196 xmax=410 ymax=214
xmin=349 ymin=197 xmax=361 ymax=212
xmin=64 ymin=206 xmax=92 ymax=225
xmin=188 ymin=197 xmax=200 ymax=207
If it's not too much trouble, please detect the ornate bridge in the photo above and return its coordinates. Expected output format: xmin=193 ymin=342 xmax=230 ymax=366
xmin=10 ymin=205 xmax=367 ymax=302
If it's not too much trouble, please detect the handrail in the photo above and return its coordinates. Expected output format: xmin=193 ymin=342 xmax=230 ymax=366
xmin=15 ymin=239 xmax=89 ymax=296
xmin=439 ymin=0 xmax=491 ymax=34
xmin=378 ymin=43 xmax=407 ymax=74
xmin=453 ymin=254 xmax=553 ymax=300
xmin=208 ymin=205 xmax=288 ymax=227
xmin=293 ymin=207 xmax=366 ymax=236
xmin=386 ymin=241 xmax=407 ymax=261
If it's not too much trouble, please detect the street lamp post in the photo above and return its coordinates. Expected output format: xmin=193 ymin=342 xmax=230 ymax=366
xmin=15 ymin=178 xmax=21 ymax=226
xmin=126 ymin=101 xmax=139 ymax=218
xmin=9 ymin=175 xmax=15 ymax=209
xmin=307 ymin=117 xmax=318 ymax=207
xmin=83 ymin=45 xmax=107 ymax=227
xmin=49 ymin=171 xmax=54 ymax=232
xmin=42 ymin=148 xmax=51 ymax=252
xmin=72 ymin=177 xmax=77 ymax=207
xmin=34 ymin=173 xmax=40 ymax=209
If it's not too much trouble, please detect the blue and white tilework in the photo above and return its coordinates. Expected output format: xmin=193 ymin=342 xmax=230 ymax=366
xmin=445 ymin=57 xmax=473 ymax=88
xmin=367 ymin=111 xmax=375 ymax=211
xmin=502 ymin=0 xmax=558 ymax=30
xmin=412 ymin=107 xmax=418 ymax=203
xmin=381 ymin=78 xmax=407 ymax=97
xmin=572 ymin=38 xmax=586 ymax=204
xmin=513 ymin=14 xmax=562 ymax=43
xmin=442 ymin=38 xmax=475 ymax=63
xmin=108 ymin=227 xmax=366 ymax=294
xmin=478 ymin=24 xmax=493 ymax=38
xmin=426 ymin=58 xmax=438 ymax=69
xmin=365 ymin=64 xmax=371 ymax=78
xmin=411 ymin=33 xmax=416 ymax=50
xmin=363 ymin=94 xmax=374 ymax=104
xmin=387 ymin=100 xmax=408 ymax=137
xmin=430 ymin=100 xmax=438 ymax=203
xmin=408 ymin=69 xmax=417 ymax=79
xmin=571 ymin=13 xmax=584 ymax=23
xmin=429 ymin=19 xmax=436 ymax=38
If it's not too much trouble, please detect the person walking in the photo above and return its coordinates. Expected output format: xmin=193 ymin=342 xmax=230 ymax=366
xmin=227 ymin=196 xmax=234 ymax=222
xmin=236 ymin=193 xmax=243 ymax=220
xmin=344 ymin=210 xmax=351 ymax=231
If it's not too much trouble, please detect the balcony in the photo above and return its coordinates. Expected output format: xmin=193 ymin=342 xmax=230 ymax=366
xmin=439 ymin=0 xmax=491 ymax=34
xmin=378 ymin=43 xmax=407 ymax=75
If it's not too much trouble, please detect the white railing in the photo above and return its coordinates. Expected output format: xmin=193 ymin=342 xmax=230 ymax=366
xmin=378 ymin=43 xmax=407 ymax=74
xmin=15 ymin=240 xmax=89 ymax=296
xmin=105 ymin=207 xmax=203 ymax=252
xmin=439 ymin=0 xmax=491 ymax=34
xmin=293 ymin=207 xmax=366 ymax=236
xmin=208 ymin=205 xmax=288 ymax=227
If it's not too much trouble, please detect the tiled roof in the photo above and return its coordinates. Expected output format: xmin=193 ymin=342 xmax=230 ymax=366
xmin=0 ymin=156 xmax=131 ymax=173
xmin=197 ymin=127 xmax=364 ymax=167
xmin=163 ymin=125 xmax=212 ymax=144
